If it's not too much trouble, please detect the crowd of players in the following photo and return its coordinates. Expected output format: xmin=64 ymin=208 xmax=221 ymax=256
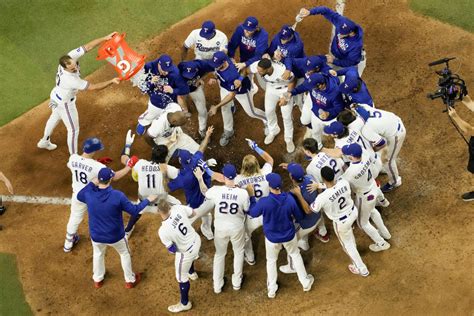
xmin=46 ymin=5 xmax=407 ymax=314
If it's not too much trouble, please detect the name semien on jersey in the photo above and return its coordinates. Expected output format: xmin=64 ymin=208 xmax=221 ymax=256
xmin=329 ymin=185 xmax=348 ymax=202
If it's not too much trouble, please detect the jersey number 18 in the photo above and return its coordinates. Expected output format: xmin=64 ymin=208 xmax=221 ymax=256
xmin=74 ymin=170 xmax=87 ymax=184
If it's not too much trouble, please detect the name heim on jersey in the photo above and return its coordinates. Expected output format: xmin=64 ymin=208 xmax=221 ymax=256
xmin=221 ymin=193 xmax=238 ymax=201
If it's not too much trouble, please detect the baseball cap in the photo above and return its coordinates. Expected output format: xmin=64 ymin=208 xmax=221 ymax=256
xmin=303 ymin=56 xmax=326 ymax=72
xmin=307 ymin=73 xmax=326 ymax=86
xmin=158 ymin=54 xmax=174 ymax=72
xmin=83 ymin=137 xmax=104 ymax=154
xmin=200 ymin=20 xmax=216 ymax=39
xmin=324 ymin=121 xmax=345 ymax=136
xmin=180 ymin=61 xmax=199 ymax=79
xmin=266 ymin=173 xmax=282 ymax=190
xmin=279 ymin=25 xmax=294 ymax=40
xmin=242 ymin=16 xmax=258 ymax=32
xmin=98 ymin=167 xmax=115 ymax=182
xmin=287 ymin=163 xmax=305 ymax=182
xmin=222 ymin=164 xmax=237 ymax=180
xmin=178 ymin=149 xmax=193 ymax=166
xmin=339 ymin=71 xmax=359 ymax=93
xmin=342 ymin=143 xmax=363 ymax=158
xmin=339 ymin=20 xmax=357 ymax=35
xmin=210 ymin=51 xmax=227 ymax=68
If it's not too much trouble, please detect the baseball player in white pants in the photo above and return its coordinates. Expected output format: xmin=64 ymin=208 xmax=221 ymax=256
xmin=204 ymin=164 xmax=250 ymax=293
xmin=311 ymin=166 xmax=369 ymax=276
xmin=247 ymin=59 xmax=296 ymax=152
xmin=181 ymin=20 xmax=228 ymax=61
xmin=38 ymin=32 xmax=121 ymax=154
xmin=158 ymin=199 xmax=201 ymax=313
xmin=301 ymin=94 xmax=336 ymax=148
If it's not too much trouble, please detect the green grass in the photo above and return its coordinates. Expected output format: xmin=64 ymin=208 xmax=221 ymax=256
xmin=0 ymin=0 xmax=212 ymax=126
xmin=0 ymin=253 xmax=32 ymax=315
xmin=410 ymin=0 xmax=474 ymax=32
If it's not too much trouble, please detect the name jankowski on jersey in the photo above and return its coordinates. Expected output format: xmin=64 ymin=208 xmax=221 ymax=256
xmin=70 ymin=161 xmax=93 ymax=172
xmin=221 ymin=193 xmax=238 ymax=201
xmin=236 ymin=175 xmax=266 ymax=187
xmin=328 ymin=185 xmax=348 ymax=202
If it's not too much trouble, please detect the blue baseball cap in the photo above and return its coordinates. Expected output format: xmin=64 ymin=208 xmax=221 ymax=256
xmin=339 ymin=20 xmax=357 ymax=35
xmin=287 ymin=163 xmax=305 ymax=182
xmin=279 ymin=25 xmax=294 ymax=40
xmin=342 ymin=143 xmax=363 ymax=158
xmin=339 ymin=74 xmax=359 ymax=93
xmin=210 ymin=51 xmax=227 ymax=68
xmin=222 ymin=164 xmax=237 ymax=180
xmin=242 ymin=16 xmax=258 ymax=32
xmin=178 ymin=149 xmax=193 ymax=166
xmin=200 ymin=20 xmax=216 ymax=39
xmin=307 ymin=73 xmax=326 ymax=86
xmin=180 ymin=61 xmax=199 ymax=79
xmin=158 ymin=54 xmax=174 ymax=72
xmin=98 ymin=167 xmax=115 ymax=182
xmin=303 ymin=56 xmax=326 ymax=72
xmin=324 ymin=121 xmax=345 ymax=136
xmin=83 ymin=137 xmax=104 ymax=154
xmin=266 ymin=173 xmax=282 ymax=190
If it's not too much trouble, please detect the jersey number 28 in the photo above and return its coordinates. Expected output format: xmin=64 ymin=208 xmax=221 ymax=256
xmin=219 ymin=202 xmax=239 ymax=214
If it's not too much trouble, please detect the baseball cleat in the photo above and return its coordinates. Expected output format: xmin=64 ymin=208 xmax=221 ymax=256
xmin=264 ymin=133 xmax=277 ymax=145
xmin=279 ymin=264 xmax=297 ymax=274
xmin=244 ymin=254 xmax=256 ymax=266
xmin=94 ymin=280 xmax=104 ymax=289
xmin=233 ymin=274 xmax=244 ymax=291
xmin=37 ymin=139 xmax=57 ymax=151
xmin=378 ymin=198 xmax=390 ymax=208
xmin=381 ymin=182 xmax=401 ymax=193
xmin=219 ymin=130 xmax=234 ymax=147
xmin=286 ymin=140 xmax=295 ymax=153
xmin=188 ymin=272 xmax=199 ymax=281
xmin=200 ymin=225 xmax=214 ymax=241
xmin=268 ymin=284 xmax=278 ymax=299
xmin=125 ymin=272 xmax=142 ymax=289
xmin=168 ymin=302 xmax=192 ymax=313
xmin=63 ymin=234 xmax=80 ymax=253
xmin=369 ymin=242 xmax=391 ymax=252
xmin=348 ymin=264 xmax=370 ymax=277
xmin=314 ymin=230 xmax=330 ymax=243
xmin=297 ymin=239 xmax=310 ymax=251
xmin=303 ymin=274 xmax=315 ymax=292
xmin=379 ymin=230 xmax=392 ymax=240
xmin=462 ymin=191 xmax=474 ymax=202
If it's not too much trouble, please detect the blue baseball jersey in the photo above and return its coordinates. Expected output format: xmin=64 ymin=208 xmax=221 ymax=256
xmin=310 ymin=7 xmax=364 ymax=67
xmin=284 ymin=55 xmax=332 ymax=79
xmin=178 ymin=60 xmax=214 ymax=93
xmin=168 ymin=151 xmax=211 ymax=208
xmin=228 ymin=25 xmax=269 ymax=66
xmin=215 ymin=59 xmax=252 ymax=94
xmin=249 ymin=192 xmax=303 ymax=243
xmin=291 ymin=176 xmax=321 ymax=229
xmin=77 ymin=183 xmax=150 ymax=244
xmin=291 ymin=74 xmax=346 ymax=121
xmin=268 ymin=31 xmax=305 ymax=62
xmin=337 ymin=67 xmax=373 ymax=106
xmin=144 ymin=59 xmax=190 ymax=108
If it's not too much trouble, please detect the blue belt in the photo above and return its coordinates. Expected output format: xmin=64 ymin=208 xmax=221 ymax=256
xmin=338 ymin=206 xmax=354 ymax=221
xmin=55 ymin=94 xmax=75 ymax=102
xmin=397 ymin=122 xmax=401 ymax=131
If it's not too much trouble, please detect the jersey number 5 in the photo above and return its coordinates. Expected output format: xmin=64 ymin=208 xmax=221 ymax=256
xmin=219 ymin=202 xmax=239 ymax=214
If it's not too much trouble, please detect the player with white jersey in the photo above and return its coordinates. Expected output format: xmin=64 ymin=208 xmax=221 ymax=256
xmin=205 ymin=164 xmax=250 ymax=294
xmin=341 ymin=143 xmax=391 ymax=252
xmin=144 ymin=103 xmax=199 ymax=162
xmin=310 ymin=166 xmax=369 ymax=277
xmin=245 ymin=59 xmax=296 ymax=152
xmin=234 ymin=139 xmax=274 ymax=265
xmin=302 ymin=137 xmax=345 ymax=183
xmin=182 ymin=20 xmax=228 ymax=61
xmin=38 ymin=33 xmax=121 ymax=154
xmin=157 ymin=199 xmax=201 ymax=313
xmin=63 ymin=137 xmax=131 ymax=252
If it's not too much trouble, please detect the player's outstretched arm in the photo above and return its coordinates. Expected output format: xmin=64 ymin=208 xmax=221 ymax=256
xmin=0 ymin=171 xmax=14 ymax=194
xmin=198 ymin=126 xmax=214 ymax=153
xmin=83 ymin=32 xmax=117 ymax=52
xmin=193 ymin=167 xmax=209 ymax=195
xmin=462 ymin=95 xmax=474 ymax=112
xmin=448 ymin=107 xmax=474 ymax=136
xmin=245 ymin=139 xmax=274 ymax=166
xmin=87 ymin=78 xmax=121 ymax=91
xmin=209 ymin=92 xmax=236 ymax=116
xmin=290 ymin=186 xmax=312 ymax=214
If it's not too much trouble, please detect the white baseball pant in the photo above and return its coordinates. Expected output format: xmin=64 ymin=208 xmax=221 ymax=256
xmin=301 ymin=95 xmax=336 ymax=147
xmin=332 ymin=207 xmax=368 ymax=273
xmin=189 ymin=85 xmax=208 ymax=132
xmin=385 ymin=121 xmax=406 ymax=186
xmin=265 ymin=86 xmax=294 ymax=141
xmin=154 ymin=131 xmax=199 ymax=162
xmin=292 ymin=78 xmax=305 ymax=110
xmin=265 ymin=235 xmax=312 ymax=293
xmin=175 ymin=237 xmax=201 ymax=283
xmin=243 ymin=215 xmax=263 ymax=263
xmin=213 ymin=226 xmax=245 ymax=291
xmin=41 ymin=97 xmax=79 ymax=154
xmin=91 ymin=237 xmax=136 ymax=283
xmin=138 ymin=100 xmax=166 ymax=127
xmin=356 ymin=188 xmax=390 ymax=245
xmin=139 ymin=194 xmax=182 ymax=214
xmin=188 ymin=199 xmax=214 ymax=240
xmin=64 ymin=195 xmax=87 ymax=249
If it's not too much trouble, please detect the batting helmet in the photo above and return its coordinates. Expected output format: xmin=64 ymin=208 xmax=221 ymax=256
xmin=83 ymin=137 xmax=104 ymax=154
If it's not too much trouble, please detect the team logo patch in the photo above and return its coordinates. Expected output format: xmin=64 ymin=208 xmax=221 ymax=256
xmin=344 ymin=84 xmax=349 ymax=88
xmin=247 ymin=21 xmax=252 ymax=27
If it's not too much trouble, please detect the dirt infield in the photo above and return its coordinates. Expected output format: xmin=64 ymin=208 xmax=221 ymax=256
xmin=0 ymin=0 xmax=473 ymax=314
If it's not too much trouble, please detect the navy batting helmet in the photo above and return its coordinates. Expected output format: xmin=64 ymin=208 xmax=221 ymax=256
xmin=83 ymin=137 xmax=104 ymax=154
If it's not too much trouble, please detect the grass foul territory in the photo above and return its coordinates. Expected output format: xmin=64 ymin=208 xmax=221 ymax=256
xmin=0 ymin=253 xmax=32 ymax=315
xmin=0 ymin=0 xmax=212 ymax=127
xmin=410 ymin=0 xmax=474 ymax=32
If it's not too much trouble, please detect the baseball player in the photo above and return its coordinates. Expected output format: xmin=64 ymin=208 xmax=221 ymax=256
xmin=310 ymin=166 xmax=369 ymax=277
xmin=37 ymin=33 xmax=121 ymax=154
xmin=341 ymin=144 xmax=391 ymax=252
xmin=350 ymin=105 xmax=406 ymax=192
xmin=245 ymin=58 xmax=296 ymax=152
xmin=64 ymin=137 xmax=133 ymax=252
xmin=181 ymin=20 xmax=228 ymax=61
xmin=178 ymin=60 xmax=215 ymax=138
xmin=168 ymin=127 xmax=216 ymax=241
xmin=136 ymin=55 xmax=190 ymax=135
xmin=234 ymin=139 xmax=274 ymax=265
xmin=207 ymin=51 xmax=267 ymax=146
xmin=143 ymin=103 xmax=199 ymax=162
xmin=248 ymin=173 xmax=314 ymax=298
xmin=204 ymin=164 xmax=250 ymax=294
xmin=298 ymin=6 xmax=366 ymax=76
xmin=228 ymin=16 xmax=269 ymax=72
xmin=267 ymin=25 xmax=305 ymax=62
xmin=157 ymin=199 xmax=201 ymax=313
xmin=78 ymin=168 xmax=158 ymax=288
xmin=335 ymin=67 xmax=374 ymax=107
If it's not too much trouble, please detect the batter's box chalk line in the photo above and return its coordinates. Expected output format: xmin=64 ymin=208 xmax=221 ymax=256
xmin=1 ymin=195 xmax=71 ymax=205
